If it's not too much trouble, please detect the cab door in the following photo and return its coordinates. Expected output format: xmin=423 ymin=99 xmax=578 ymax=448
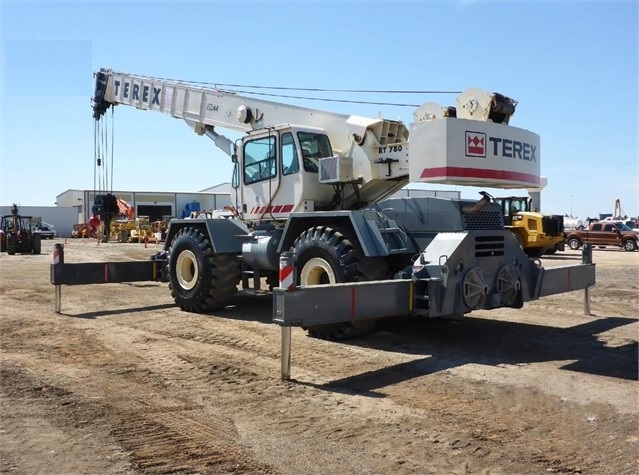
xmin=603 ymin=223 xmax=622 ymax=246
xmin=239 ymin=132 xmax=281 ymax=220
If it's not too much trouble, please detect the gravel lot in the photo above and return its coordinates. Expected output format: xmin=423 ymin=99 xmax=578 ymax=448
xmin=1 ymin=239 xmax=637 ymax=474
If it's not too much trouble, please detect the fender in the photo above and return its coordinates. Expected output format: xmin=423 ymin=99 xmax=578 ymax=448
xmin=163 ymin=218 xmax=250 ymax=254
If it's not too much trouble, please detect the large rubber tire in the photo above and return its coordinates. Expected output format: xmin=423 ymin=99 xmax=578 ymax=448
xmin=32 ymin=234 xmax=41 ymax=255
xmin=623 ymin=240 xmax=638 ymax=252
xmin=0 ymin=235 xmax=6 ymax=252
xmin=568 ymin=238 xmax=581 ymax=250
xmin=7 ymin=235 xmax=16 ymax=255
xmin=293 ymin=226 xmax=388 ymax=340
xmin=525 ymin=247 xmax=545 ymax=258
xmin=167 ymin=227 xmax=241 ymax=312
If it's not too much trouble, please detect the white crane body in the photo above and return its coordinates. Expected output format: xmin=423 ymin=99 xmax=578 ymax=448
xmin=93 ymin=69 xmax=540 ymax=220
xmin=89 ymin=69 xmax=592 ymax=341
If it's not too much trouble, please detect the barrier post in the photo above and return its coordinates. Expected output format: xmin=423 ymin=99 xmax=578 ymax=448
xmin=53 ymin=244 xmax=64 ymax=313
xmin=582 ymin=243 xmax=593 ymax=315
xmin=279 ymin=252 xmax=295 ymax=380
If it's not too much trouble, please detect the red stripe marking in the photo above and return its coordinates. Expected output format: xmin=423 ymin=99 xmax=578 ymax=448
xmin=248 ymin=204 xmax=295 ymax=214
xmin=279 ymin=265 xmax=293 ymax=282
xmin=420 ymin=166 xmax=540 ymax=186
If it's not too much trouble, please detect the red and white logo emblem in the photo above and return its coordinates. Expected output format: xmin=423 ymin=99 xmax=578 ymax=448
xmin=465 ymin=131 xmax=486 ymax=157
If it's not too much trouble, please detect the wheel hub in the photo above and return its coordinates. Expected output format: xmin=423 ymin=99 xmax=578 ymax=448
xmin=463 ymin=267 xmax=489 ymax=309
xmin=496 ymin=264 xmax=521 ymax=306
xmin=300 ymin=257 xmax=336 ymax=286
xmin=175 ymin=250 xmax=198 ymax=290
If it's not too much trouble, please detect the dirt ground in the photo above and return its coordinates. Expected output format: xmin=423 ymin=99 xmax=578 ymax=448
xmin=1 ymin=238 xmax=637 ymax=474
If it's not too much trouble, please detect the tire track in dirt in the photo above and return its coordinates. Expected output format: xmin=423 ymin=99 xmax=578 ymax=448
xmin=100 ymin=314 xmax=634 ymax=474
xmin=1 ymin=315 xmax=273 ymax=474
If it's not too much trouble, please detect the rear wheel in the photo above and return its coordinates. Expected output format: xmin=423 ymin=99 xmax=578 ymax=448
xmin=32 ymin=234 xmax=41 ymax=255
xmin=294 ymin=226 xmax=388 ymax=340
xmin=168 ymin=227 xmax=240 ymax=312
xmin=525 ymin=247 xmax=545 ymax=258
xmin=568 ymin=238 xmax=581 ymax=250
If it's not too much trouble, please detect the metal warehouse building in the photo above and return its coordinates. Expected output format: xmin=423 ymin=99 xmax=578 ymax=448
xmin=54 ymin=183 xmax=233 ymax=236
xmin=3 ymin=184 xmax=459 ymax=238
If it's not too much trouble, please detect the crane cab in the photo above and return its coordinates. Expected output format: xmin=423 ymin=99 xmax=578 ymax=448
xmin=234 ymin=125 xmax=337 ymax=222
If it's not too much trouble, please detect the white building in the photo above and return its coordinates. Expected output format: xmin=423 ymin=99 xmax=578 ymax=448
xmin=4 ymin=184 xmax=459 ymax=238
xmin=56 ymin=184 xmax=233 ymax=226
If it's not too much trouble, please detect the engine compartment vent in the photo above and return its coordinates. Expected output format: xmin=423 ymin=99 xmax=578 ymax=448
xmin=463 ymin=211 xmax=503 ymax=230
xmin=474 ymin=234 xmax=505 ymax=257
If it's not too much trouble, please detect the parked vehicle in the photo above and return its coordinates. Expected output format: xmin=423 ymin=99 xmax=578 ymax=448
xmin=34 ymin=222 xmax=56 ymax=239
xmin=493 ymin=196 xmax=565 ymax=256
xmin=565 ymin=221 xmax=638 ymax=251
xmin=0 ymin=204 xmax=42 ymax=255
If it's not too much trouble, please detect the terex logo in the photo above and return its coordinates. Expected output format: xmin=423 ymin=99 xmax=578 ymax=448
xmin=489 ymin=137 xmax=537 ymax=162
xmin=465 ymin=130 xmax=537 ymax=162
xmin=114 ymin=80 xmax=161 ymax=106
xmin=465 ymin=131 xmax=486 ymax=157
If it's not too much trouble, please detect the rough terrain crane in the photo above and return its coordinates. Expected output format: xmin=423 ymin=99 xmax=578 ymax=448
xmin=57 ymin=69 xmax=595 ymax=340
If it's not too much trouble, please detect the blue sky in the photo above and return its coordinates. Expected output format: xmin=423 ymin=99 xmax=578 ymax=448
xmin=1 ymin=0 xmax=637 ymax=220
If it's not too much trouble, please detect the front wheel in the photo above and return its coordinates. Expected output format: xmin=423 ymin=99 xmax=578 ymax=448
xmin=168 ymin=227 xmax=240 ymax=312
xmin=294 ymin=226 xmax=386 ymax=340
xmin=568 ymin=238 xmax=581 ymax=250
xmin=623 ymin=240 xmax=638 ymax=252
xmin=7 ymin=235 xmax=16 ymax=255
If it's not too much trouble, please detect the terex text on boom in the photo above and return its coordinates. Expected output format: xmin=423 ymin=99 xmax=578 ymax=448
xmin=114 ymin=80 xmax=161 ymax=106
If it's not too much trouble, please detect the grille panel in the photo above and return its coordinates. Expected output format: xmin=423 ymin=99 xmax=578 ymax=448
xmin=474 ymin=234 xmax=505 ymax=257
xmin=463 ymin=211 xmax=503 ymax=230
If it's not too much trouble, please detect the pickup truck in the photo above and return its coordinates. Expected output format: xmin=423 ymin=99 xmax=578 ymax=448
xmin=565 ymin=222 xmax=638 ymax=251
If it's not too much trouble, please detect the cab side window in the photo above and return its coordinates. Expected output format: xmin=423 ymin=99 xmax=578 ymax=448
xmin=244 ymin=136 xmax=276 ymax=184
xmin=281 ymin=132 xmax=299 ymax=175
xmin=297 ymin=131 xmax=332 ymax=173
